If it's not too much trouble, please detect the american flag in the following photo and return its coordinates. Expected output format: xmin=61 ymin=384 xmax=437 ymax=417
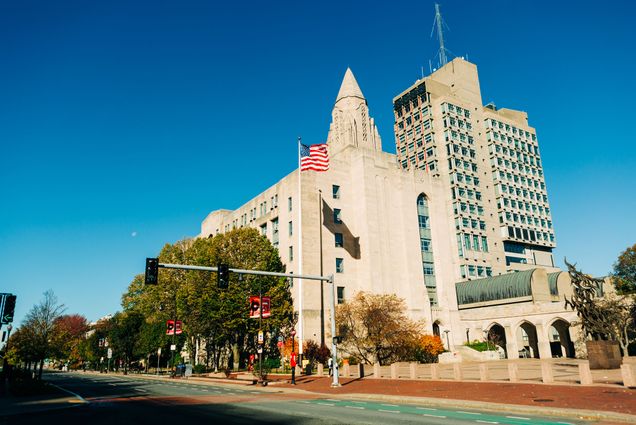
xmin=300 ymin=143 xmax=329 ymax=172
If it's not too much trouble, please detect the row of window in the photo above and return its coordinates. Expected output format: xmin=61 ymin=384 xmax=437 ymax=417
xmin=448 ymin=158 xmax=479 ymax=173
xmin=492 ymin=156 xmax=542 ymax=173
xmin=500 ymin=211 xmax=552 ymax=228
xmin=445 ymin=129 xmax=475 ymax=145
xmin=456 ymin=217 xmax=487 ymax=231
xmin=494 ymin=170 xmax=546 ymax=191
xmin=489 ymin=141 xmax=540 ymax=161
xmin=442 ymin=102 xmax=471 ymax=119
xmin=443 ymin=117 xmax=473 ymax=132
xmin=450 ymin=172 xmax=480 ymax=187
xmin=498 ymin=198 xmax=551 ymax=218
xmin=457 ymin=233 xmax=489 ymax=256
xmin=451 ymin=186 xmax=482 ymax=201
xmin=460 ymin=265 xmax=493 ymax=279
xmin=496 ymin=184 xmax=549 ymax=205
xmin=486 ymin=118 xmax=537 ymax=141
xmin=453 ymin=201 xmax=485 ymax=216
xmin=506 ymin=226 xmax=555 ymax=244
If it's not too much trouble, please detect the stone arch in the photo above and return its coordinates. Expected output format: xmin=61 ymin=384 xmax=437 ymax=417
xmin=515 ymin=320 xmax=540 ymax=359
xmin=547 ymin=317 xmax=575 ymax=358
xmin=486 ymin=322 xmax=507 ymax=358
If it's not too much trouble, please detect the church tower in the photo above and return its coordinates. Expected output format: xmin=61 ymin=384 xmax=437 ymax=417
xmin=326 ymin=68 xmax=382 ymax=153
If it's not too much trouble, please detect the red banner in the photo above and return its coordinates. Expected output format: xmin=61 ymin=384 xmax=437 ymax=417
xmin=249 ymin=296 xmax=271 ymax=319
xmin=166 ymin=320 xmax=183 ymax=335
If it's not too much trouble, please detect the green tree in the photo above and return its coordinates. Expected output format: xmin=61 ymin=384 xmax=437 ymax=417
xmin=336 ymin=291 xmax=423 ymax=365
xmin=109 ymin=311 xmax=144 ymax=374
xmin=613 ymin=243 xmax=636 ymax=294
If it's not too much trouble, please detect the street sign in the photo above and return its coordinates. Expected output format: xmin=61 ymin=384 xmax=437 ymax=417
xmin=277 ymin=335 xmax=283 ymax=342
xmin=170 ymin=344 xmax=176 ymax=351
xmin=257 ymin=347 xmax=263 ymax=354
xmin=157 ymin=348 xmax=162 ymax=355
xmin=258 ymin=330 xmax=264 ymax=344
xmin=107 ymin=348 xmax=112 ymax=359
xmin=277 ymin=341 xmax=283 ymax=348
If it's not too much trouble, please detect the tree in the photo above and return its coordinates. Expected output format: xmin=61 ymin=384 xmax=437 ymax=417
xmin=120 ymin=228 xmax=296 ymax=371
xmin=565 ymin=260 xmax=635 ymax=355
xmin=303 ymin=340 xmax=330 ymax=366
xmin=613 ymin=243 xmax=636 ymax=294
xmin=109 ymin=311 xmax=144 ymax=374
xmin=51 ymin=314 xmax=89 ymax=369
xmin=21 ymin=290 xmax=66 ymax=379
xmin=336 ymin=292 xmax=423 ymax=365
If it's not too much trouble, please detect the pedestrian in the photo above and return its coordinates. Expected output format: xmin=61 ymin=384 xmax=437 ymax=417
xmin=328 ymin=357 xmax=333 ymax=377
xmin=290 ymin=352 xmax=297 ymax=385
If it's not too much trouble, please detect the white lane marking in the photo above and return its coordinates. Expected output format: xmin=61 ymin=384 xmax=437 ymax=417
xmin=416 ymin=407 xmax=437 ymax=411
xmin=48 ymin=383 xmax=88 ymax=403
xmin=476 ymin=421 xmax=499 ymax=424
xmin=506 ymin=416 xmax=530 ymax=420
xmin=318 ymin=402 xmax=335 ymax=406
xmin=298 ymin=401 xmax=311 ymax=404
xmin=382 ymin=403 xmax=398 ymax=407
xmin=422 ymin=413 xmax=447 ymax=418
xmin=556 ymin=423 xmax=574 ymax=425
xmin=379 ymin=409 xmax=399 ymax=413
xmin=325 ymin=399 xmax=340 ymax=402
xmin=458 ymin=411 xmax=482 ymax=415
xmin=345 ymin=405 xmax=364 ymax=410
xmin=351 ymin=401 xmax=367 ymax=404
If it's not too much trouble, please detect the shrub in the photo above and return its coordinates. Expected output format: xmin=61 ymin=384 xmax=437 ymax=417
xmin=193 ymin=364 xmax=207 ymax=374
xmin=414 ymin=335 xmax=445 ymax=363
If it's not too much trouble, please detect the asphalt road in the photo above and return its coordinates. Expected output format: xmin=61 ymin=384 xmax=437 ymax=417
xmin=1 ymin=372 xmax=591 ymax=425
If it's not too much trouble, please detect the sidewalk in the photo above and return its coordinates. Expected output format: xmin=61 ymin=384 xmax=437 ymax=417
xmin=0 ymin=381 xmax=86 ymax=417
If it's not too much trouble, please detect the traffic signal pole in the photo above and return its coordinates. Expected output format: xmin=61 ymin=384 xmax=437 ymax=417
xmin=154 ymin=262 xmax=340 ymax=387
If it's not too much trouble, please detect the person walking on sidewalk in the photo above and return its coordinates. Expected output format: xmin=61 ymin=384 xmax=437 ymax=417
xmin=328 ymin=357 xmax=333 ymax=377
xmin=290 ymin=352 xmax=297 ymax=385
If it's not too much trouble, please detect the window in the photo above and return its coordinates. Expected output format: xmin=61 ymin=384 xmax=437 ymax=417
xmin=260 ymin=223 xmax=267 ymax=236
xmin=288 ymin=221 xmax=293 ymax=237
xmin=289 ymin=246 xmax=293 ymax=261
xmin=332 ymin=185 xmax=340 ymax=199
xmin=418 ymin=215 xmax=429 ymax=228
xmin=336 ymin=258 xmax=344 ymax=273
xmin=335 ymin=233 xmax=344 ymax=248
xmin=333 ymin=209 xmax=342 ymax=224
xmin=481 ymin=236 xmax=489 ymax=252
xmin=423 ymin=262 xmax=435 ymax=275
xmin=288 ymin=196 xmax=292 ymax=212
xmin=271 ymin=218 xmax=279 ymax=246
xmin=337 ymin=286 xmax=345 ymax=304
xmin=468 ymin=265 xmax=476 ymax=276
xmin=420 ymin=238 xmax=432 ymax=252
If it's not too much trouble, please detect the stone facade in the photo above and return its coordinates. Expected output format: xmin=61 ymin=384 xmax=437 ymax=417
xmin=199 ymin=60 xmax=581 ymax=359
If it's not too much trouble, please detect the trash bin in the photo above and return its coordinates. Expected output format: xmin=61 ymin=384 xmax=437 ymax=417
xmin=305 ymin=363 xmax=312 ymax=376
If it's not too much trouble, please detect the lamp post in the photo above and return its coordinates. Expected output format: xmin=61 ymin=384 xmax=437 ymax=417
xmin=444 ymin=330 xmax=451 ymax=350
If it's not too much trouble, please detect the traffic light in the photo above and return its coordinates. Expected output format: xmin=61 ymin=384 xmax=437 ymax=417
xmin=217 ymin=264 xmax=229 ymax=289
xmin=145 ymin=258 xmax=159 ymax=285
xmin=2 ymin=294 xmax=16 ymax=324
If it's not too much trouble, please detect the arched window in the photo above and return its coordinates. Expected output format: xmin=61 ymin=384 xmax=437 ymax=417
xmin=417 ymin=194 xmax=437 ymax=305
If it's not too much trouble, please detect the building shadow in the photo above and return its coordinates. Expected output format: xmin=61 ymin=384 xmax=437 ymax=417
xmin=321 ymin=200 xmax=361 ymax=259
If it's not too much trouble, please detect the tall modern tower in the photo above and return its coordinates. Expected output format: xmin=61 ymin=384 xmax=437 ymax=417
xmin=393 ymin=58 xmax=556 ymax=279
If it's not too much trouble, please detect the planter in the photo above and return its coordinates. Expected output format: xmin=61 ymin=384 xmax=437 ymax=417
xmin=586 ymin=340 xmax=622 ymax=369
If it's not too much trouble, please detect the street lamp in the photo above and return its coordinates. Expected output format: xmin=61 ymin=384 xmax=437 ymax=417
xmin=444 ymin=330 xmax=451 ymax=350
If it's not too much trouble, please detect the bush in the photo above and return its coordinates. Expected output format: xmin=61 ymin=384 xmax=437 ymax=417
xmin=414 ymin=335 xmax=445 ymax=363
xmin=303 ymin=340 xmax=331 ymax=365
xmin=193 ymin=364 xmax=207 ymax=374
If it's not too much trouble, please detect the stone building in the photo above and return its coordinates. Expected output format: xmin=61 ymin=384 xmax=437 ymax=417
xmin=200 ymin=59 xmax=579 ymax=360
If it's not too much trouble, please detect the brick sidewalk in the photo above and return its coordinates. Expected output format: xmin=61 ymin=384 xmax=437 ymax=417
xmin=276 ymin=375 xmax=636 ymax=416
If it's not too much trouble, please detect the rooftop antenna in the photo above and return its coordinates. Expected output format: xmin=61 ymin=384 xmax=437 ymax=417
xmin=431 ymin=3 xmax=450 ymax=67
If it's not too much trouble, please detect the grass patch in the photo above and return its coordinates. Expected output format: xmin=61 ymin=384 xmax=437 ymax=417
xmin=465 ymin=341 xmax=497 ymax=352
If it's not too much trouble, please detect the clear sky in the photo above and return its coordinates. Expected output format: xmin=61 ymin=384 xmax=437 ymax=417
xmin=1 ymin=0 xmax=635 ymax=326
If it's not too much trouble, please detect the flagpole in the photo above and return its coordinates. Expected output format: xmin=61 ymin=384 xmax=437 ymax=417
xmin=297 ymin=137 xmax=304 ymax=356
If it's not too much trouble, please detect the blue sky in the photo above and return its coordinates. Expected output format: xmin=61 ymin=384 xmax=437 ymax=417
xmin=1 ymin=0 xmax=635 ymax=326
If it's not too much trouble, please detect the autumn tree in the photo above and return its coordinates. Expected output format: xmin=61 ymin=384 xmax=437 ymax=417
xmin=336 ymin=292 xmax=423 ymax=365
xmin=613 ymin=243 xmax=636 ymax=294
xmin=51 ymin=314 xmax=89 ymax=368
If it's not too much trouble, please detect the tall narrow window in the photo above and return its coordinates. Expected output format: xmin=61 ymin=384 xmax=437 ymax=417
xmin=417 ymin=194 xmax=437 ymax=305
xmin=271 ymin=218 xmax=279 ymax=246
xmin=288 ymin=221 xmax=293 ymax=237
xmin=335 ymin=258 xmax=344 ymax=273
xmin=289 ymin=246 xmax=293 ymax=262
xmin=335 ymin=233 xmax=344 ymax=247
xmin=332 ymin=185 xmax=341 ymax=199
xmin=337 ymin=286 xmax=345 ymax=304
xmin=288 ymin=197 xmax=292 ymax=212
xmin=333 ymin=209 xmax=342 ymax=224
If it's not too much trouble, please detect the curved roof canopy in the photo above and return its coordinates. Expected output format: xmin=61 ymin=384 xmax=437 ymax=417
xmin=456 ymin=269 xmax=535 ymax=306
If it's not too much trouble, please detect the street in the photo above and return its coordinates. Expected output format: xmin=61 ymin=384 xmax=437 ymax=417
xmin=0 ymin=372 xmax=591 ymax=425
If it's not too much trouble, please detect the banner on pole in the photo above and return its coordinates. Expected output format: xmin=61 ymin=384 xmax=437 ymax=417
xmin=166 ymin=320 xmax=183 ymax=335
xmin=249 ymin=296 xmax=271 ymax=319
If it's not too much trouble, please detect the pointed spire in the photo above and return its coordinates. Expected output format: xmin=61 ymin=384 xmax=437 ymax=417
xmin=335 ymin=68 xmax=365 ymax=103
